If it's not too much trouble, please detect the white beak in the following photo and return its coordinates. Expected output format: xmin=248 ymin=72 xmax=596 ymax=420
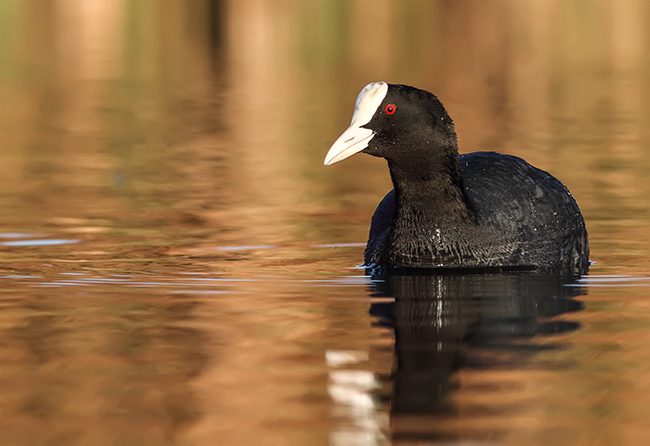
xmin=324 ymin=81 xmax=388 ymax=166
xmin=323 ymin=124 xmax=375 ymax=166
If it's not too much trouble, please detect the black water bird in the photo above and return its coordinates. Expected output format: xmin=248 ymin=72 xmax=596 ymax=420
xmin=324 ymin=82 xmax=589 ymax=274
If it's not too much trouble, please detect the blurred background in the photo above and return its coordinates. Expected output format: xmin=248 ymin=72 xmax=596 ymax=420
xmin=1 ymin=0 xmax=648 ymax=266
xmin=1 ymin=1 xmax=649 ymax=445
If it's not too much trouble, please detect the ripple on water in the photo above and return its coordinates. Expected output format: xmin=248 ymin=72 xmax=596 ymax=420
xmin=1 ymin=239 xmax=81 ymax=247
xmin=567 ymin=275 xmax=650 ymax=287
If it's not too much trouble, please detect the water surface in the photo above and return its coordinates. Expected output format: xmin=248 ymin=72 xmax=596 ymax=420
xmin=1 ymin=1 xmax=649 ymax=445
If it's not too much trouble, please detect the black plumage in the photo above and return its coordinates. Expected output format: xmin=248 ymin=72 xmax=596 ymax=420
xmin=325 ymin=83 xmax=589 ymax=274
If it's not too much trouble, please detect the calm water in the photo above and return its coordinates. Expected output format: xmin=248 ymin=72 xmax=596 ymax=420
xmin=1 ymin=1 xmax=649 ymax=445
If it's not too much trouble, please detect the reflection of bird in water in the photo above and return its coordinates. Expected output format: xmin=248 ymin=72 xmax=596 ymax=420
xmin=325 ymin=82 xmax=589 ymax=274
xmin=369 ymin=271 xmax=585 ymax=420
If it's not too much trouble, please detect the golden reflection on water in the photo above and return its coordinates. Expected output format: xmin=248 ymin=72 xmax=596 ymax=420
xmin=1 ymin=1 xmax=649 ymax=445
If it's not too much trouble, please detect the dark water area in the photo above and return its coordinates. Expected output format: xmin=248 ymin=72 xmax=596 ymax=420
xmin=1 ymin=1 xmax=649 ymax=445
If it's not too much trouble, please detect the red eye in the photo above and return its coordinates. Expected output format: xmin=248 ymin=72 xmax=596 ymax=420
xmin=385 ymin=104 xmax=396 ymax=115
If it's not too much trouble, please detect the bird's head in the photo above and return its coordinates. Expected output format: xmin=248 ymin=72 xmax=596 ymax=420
xmin=324 ymin=82 xmax=458 ymax=167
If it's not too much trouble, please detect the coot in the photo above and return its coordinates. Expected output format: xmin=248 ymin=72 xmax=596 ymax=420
xmin=324 ymin=82 xmax=589 ymax=274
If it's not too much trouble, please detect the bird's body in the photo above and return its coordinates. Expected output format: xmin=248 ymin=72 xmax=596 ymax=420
xmin=365 ymin=151 xmax=588 ymax=273
xmin=325 ymin=82 xmax=589 ymax=275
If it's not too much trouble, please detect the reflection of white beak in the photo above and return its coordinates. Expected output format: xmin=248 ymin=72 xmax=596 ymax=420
xmin=324 ymin=81 xmax=388 ymax=166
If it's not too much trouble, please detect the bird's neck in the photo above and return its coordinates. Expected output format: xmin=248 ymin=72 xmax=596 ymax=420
xmin=383 ymin=150 xmax=479 ymax=266
xmin=388 ymin=150 xmax=475 ymax=226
